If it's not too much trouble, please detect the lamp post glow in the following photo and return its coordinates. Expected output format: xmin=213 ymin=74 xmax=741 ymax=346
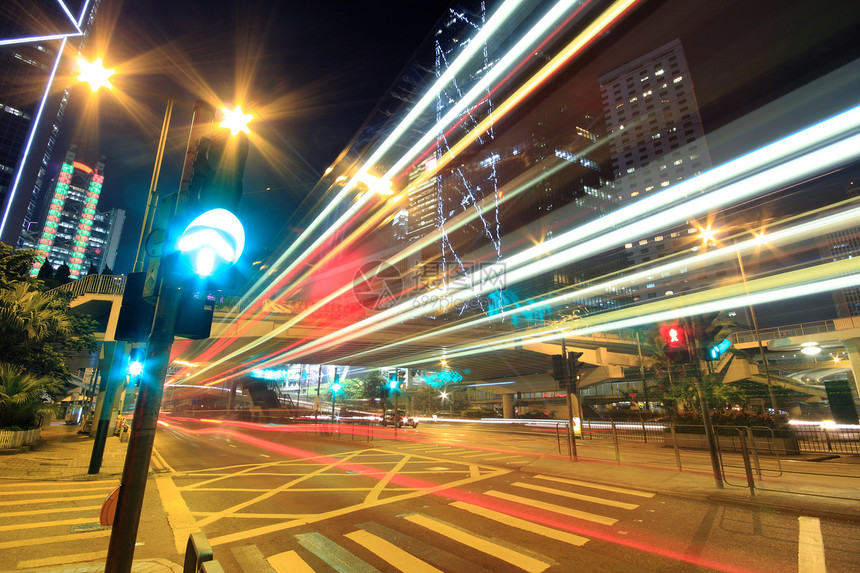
xmin=77 ymin=56 xmax=114 ymax=92
xmin=220 ymin=105 xmax=253 ymax=135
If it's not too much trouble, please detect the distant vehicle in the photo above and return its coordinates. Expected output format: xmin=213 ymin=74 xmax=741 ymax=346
xmin=381 ymin=410 xmax=418 ymax=428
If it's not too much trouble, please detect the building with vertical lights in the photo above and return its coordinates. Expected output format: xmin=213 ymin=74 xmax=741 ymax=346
xmin=820 ymin=179 xmax=860 ymax=317
xmin=23 ymin=147 xmax=119 ymax=278
xmin=0 ymin=0 xmax=101 ymax=246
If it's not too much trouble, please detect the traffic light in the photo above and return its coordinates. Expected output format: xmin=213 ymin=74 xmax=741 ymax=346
xmin=551 ymin=355 xmax=565 ymax=384
xmin=388 ymin=371 xmax=398 ymax=390
xmin=568 ymin=352 xmax=583 ymax=392
xmin=700 ymin=314 xmax=733 ymax=361
xmin=331 ymin=373 xmax=342 ymax=394
xmin=177 ymin=130 xmax=250 ymax=281
xmin=659 ymin=323 xmax=691 ymax=363
xmin=127 ymin=347 xmax=145 ymax=377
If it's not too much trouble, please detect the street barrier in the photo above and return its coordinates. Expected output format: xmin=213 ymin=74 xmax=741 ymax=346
xmin=183 ymin=531 xmax=223 ymax=573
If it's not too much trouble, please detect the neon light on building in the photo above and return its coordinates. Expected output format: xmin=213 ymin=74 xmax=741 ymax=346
xmin=68 ymin=171 xmax=104 ymax=278
xmin=29 ymin=161 xmax=73 ymax=277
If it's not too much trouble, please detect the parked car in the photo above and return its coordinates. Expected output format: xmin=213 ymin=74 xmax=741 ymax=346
xmin=381 ymin=410 xmax=418 ymax=428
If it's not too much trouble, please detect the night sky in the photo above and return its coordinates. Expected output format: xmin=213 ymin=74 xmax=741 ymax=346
xmin=60 ymin=0 xmax=453 ymax=272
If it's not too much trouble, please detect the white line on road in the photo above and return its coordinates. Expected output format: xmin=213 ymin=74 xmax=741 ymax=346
xmin=798 ymin=516 xmax=826 ymax=573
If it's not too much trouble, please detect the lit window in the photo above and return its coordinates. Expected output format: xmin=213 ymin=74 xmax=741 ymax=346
xmin=643 ymin=90 xmax=652 ymax=97
xmin=639 ymin=240 xmax=648 ymax=245
xmin=673 ymin=76 xmax=683 ymax=83
xmin=674 ymin=159 xmax=683 ymax=165
xmin=625 ymin=243 xmax=633 ymax=249
xmin=640 ymin=76 xmax=649 ymax=82
xmin=655 ymin=69 xmax=664 ymax=76
xmin=655 ymin=235 xmax=663 ymax=241
xmin=661 ymin=181 xmax=670 ymax=187
xmin=629 ymin=96 xmax=638 ymax=102
xmin=651 ymin=133 xmax=661 ymax=139
xmin=631 ymin=191 xmax=639 ymax=197
xmin=645 ymin=185 xmax=654 ymax=192
xmin=626 ymin=167 xmax=636 ymax=174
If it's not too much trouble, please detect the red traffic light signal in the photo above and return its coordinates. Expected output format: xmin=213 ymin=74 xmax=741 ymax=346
xmin=659 ymin=324 xmax=687 ymax=349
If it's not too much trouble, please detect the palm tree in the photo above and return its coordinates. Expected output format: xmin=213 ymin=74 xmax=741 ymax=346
xmin=0 ymin=363 xmax=53 ymax=429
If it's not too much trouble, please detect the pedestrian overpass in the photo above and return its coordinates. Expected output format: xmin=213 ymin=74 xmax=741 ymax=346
xmin=60 ymin=274 xmax=853 ymax=410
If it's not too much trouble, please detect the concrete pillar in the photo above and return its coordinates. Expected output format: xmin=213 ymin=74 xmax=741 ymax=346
xmin=841 ymin=337 xmax=860 ymax=398
xmin=502 ymin=393 xmax=514 ymax=418
xmin=226 ymin=380 xmax=237 ymax=411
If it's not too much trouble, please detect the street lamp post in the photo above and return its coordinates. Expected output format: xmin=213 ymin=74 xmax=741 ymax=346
xmin=734 ymin=238 xmax=780 ymax=414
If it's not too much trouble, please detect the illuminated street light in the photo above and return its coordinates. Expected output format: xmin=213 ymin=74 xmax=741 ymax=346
xmin=697 ymin=225 xmax=719 ymax=245
xmin=77 ymin=57 xmax=114 ymax=92
xmin=220 ymin=105 xmax=253 ymax=135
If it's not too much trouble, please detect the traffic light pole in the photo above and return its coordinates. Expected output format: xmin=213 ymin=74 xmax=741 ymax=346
xmin=105 ymin=101 xmax=215 ymax=572
xmin=561 ymin=339 xmax=578 ymax=460
xmin=685 ymin=320 xmax=724 ymax=489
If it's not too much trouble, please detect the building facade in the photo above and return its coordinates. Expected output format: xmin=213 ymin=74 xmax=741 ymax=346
xmin=22 ymin=147 xmax=122 ymax=278
xmin=0 ymin=0 xmax=101 ymax=245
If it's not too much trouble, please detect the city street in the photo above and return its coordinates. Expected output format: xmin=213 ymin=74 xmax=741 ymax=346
xmin=5 ymin=419 xmax=857 ymax=572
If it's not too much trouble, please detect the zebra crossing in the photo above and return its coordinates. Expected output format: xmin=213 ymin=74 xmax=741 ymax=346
xmin=253 ymin=473 xmax=653 ymax=572
xmin=0 ymin=479 xmax=118 ymax=569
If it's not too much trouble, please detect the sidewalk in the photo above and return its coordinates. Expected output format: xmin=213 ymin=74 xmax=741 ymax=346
xmin=522 ymin=437 xmax=860 ymax=521
xmin=0 ymin=423 xmax=180 ymax=573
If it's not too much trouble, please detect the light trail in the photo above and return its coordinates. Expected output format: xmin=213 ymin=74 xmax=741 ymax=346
xmin=217 ymin=108 xmax=860 ymax=373
xmin=172 ymin=0 xmax=567 ymax=380
xmin=159 ymin=416 xmax=765 ymax=573
xmin=181 ymin=1 xmax=638 ymax=383
xmin=336 ymin=202 xmax=860 ymax=363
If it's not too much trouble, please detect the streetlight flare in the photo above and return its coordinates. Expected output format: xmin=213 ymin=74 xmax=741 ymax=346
xmin=77 ymin=57 xmax=114 ymax=92
xmin=220 ymin=105 xmax=253 ymax=136
xmin=697 ymin=225 xmax=719 ymax=245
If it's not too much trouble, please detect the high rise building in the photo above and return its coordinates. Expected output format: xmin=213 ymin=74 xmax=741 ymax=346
xmin=821 ymin=180 xmax=860 ymax=317
xmin=0 ymin=0 xmax=101 ymax=246
xmin=599 ymin=39 xmax=721 ymax=303
xmin=22 ymin=147 xmax=119 ymax=278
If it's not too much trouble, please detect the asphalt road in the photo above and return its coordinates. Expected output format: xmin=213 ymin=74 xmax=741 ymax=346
xmin=144 ymin=417 xmax=859 ymax=572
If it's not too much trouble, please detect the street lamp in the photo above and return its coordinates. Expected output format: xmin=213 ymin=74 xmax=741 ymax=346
xmin=75 ymin=56 xmax=177 ymax=273
xmin=700 ymin=226 xmax=779 ymax=414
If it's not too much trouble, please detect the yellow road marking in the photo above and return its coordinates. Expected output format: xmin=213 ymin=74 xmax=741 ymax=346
xmin=0 ymin=480 xmax=118 ymax=488
xmin=798 ymin=516 xmax=826 ymax=573
xmin=0 ymin=517 xmax=96 ymax=532
xmin=365 ymin=455 xmax=412 ymax=503
xmin=404 ymin=513 xmax=550 ymax=573
xmin=0 ymin=494 xmax=107 ymax=507
xmin=512 ymin=482 xmax=639 ymax=510
xmin=346 ymin=529 xmax=443 ymax=572
xmin=484 ymin=491 xmax=617 ymax=525
xmin=208 ymin=467 xmax=510 ymax=546
xmin=0 ymin=529 xmax=110 ymax=549
xmin=268 ymin=550 xmax=315 ymax=573
xmin=0 ymin=485 xmax=116 ymax=496
xmin=17 ymin=550 xmax=108 ymax=569
xmin=4 ymin=505 xmax=101 ymax=517
xmin=450 ymin=501 xmax=589 ymax=546
xmin=533 ymin=475 xmax=655 ymax=498
xmin=194 ymin=450 xmax=367 ymax=529
xmin=459 ymin=452 xmax=495 ymax=458
xmin=155 ymin=475 xmax=197 ymax=553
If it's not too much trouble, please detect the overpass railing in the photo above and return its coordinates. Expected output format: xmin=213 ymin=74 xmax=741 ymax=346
xmin=52 ymin=273 xmax=126 ymax=297
xmin=730 ymin=316 xmax=860 ymax=345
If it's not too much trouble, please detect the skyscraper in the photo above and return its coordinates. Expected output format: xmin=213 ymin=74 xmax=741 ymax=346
xmin=599 ymin=38 xmax=715 ymax=302
xmin=0 ymin=0 xmax=101 ymax=246
xmin=22 ymin=146 xmax=118 ymax=279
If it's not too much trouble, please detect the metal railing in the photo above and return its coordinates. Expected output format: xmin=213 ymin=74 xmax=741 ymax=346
xmin=52 ymin=273 xmax=126 ymax=297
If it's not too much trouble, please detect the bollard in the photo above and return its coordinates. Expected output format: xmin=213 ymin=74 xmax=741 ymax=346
xmin=738 ymin=432 xmax=756 ymax=496
xmin=670 ymin=423 xmax=682 ymax=472
xmin=611 ymin=421 xmax=621 ymax=464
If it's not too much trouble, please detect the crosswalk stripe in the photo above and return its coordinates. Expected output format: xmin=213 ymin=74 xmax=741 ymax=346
xmin=345 ymin=529 xmax=443 ymax=572
xmin=511 ymin=482 xmax=639 ymax=510
xmin=0 ymin=529 xmax=110 ymax=550
xmin=404 ymin=513 xmax=551 ymax=573
xmin=798 ymin=516 xmax=826 ymax=573
xmin=450 ymin=501 xmax=589 ymax=546
xmin=17 ymin=550 xmax=108 ymax=569
xmin=0 ymin=494 xmax=107 ymax=507
xmin=532 ymin=474 xmax=655 ymax=498
xmin=268 ymin=550 xmax=315 ymax=573
xmin=295 ymin=532 xmax=379 ymax=573
xmin=484 ymin=490 xmax=617 ymax=525
xmin=0 ymin=517 xmax=96 ymax=532
xmin=4 ymin=505 xmax=101 ymax=517
xmin=0 ymin=485 xmax=115 ymax=496
xmin=355 ymin=521 xmax=494 ymax=573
